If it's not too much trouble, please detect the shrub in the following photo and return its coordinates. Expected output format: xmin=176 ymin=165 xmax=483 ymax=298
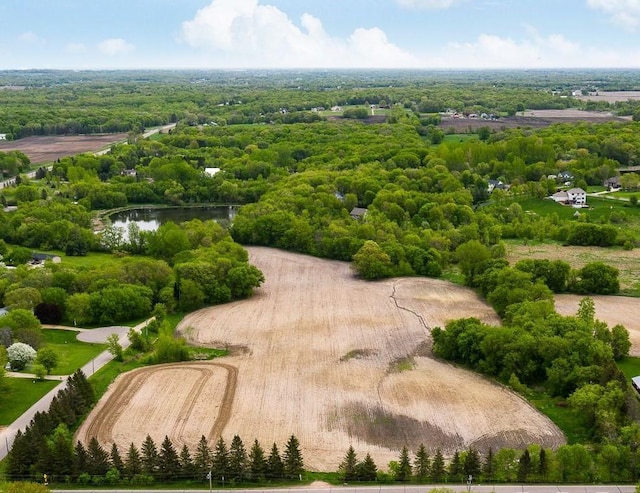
xmin=7 ymin=342 xmax=37 ymax=371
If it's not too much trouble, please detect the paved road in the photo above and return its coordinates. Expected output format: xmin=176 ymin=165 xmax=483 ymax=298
xmin=51 ymin=485 xmax=638 ymax=493
xmin=0 ymin=318 xmax=153 ymax=461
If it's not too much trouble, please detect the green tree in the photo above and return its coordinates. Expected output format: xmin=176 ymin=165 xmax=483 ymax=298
xmin=36 ymin=347 xmax=59 ymax=374
xmin=107 ymin=333 xmax=123 ymax=361
xmin=573 ymin=262 xmax=619 ymax=294
xmin=352 ymin=240 xmax=392 ymax=280
xmin=339 ymin=446 xmax=358 ymax=482
xmin=395 ymin=446 xmax=412 ymax=481
xmin=283 ymin=435 xmax=304 ymax=479
xmin=159 ymin=435 xmax=180 ymax=480
xmin=610 ymin=324 xmax=631 ymax=360
xmin=248 ymin=439 xmax=267 ymax=482
xmin=431 ymin=449 xmax=446 ymax=482
xmin=228 ymin=435 xmax=248 ymax=482
xmin=483 ymin=447 xmax=495 ymax=482
xmin=517 ymin=449 xmax=532 ymax=482
xmin=463 ymin=448 xmax=481 ymax=481
xmin=413 ymin=443 xmax=430 ymax=482
xmin=125 ymin=442 xmax=142 ymax=479
xmin=448 ymin=451 xmax=462 ymax=482
xmin=4 ymin=287 xmax=42 ymax=311
xmin=110 ymin=443 xmax=124 ymax=473
xmin=87 ymin=437 xmax=110 ymax=476
xmin=356 ymin=453 xmax=378 ymax=481
xmin=267 ymin=443 xmax=284 ymax=479
xmin=193 ymin=436 xmax=212 ymax=479
xmin=211 ymin=437 xmax=229 ymax=482
xmin=456 ymin=240 xmax=491 ymax=286
xmin=179 ymin=444 xmax=196 ymax=480
xmin=141 ymin=435 xmax=159 ymax=477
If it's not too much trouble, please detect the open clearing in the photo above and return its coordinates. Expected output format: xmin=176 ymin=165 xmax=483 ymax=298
xmin=0 ymin=134 xmax=127 ymax=164
xmin=441 ymin=108 xmax=628 ymax=133
xmin=506 ymin=243 xmax=640 ymax=292
xmin=577 ymin=91 xmax=640 ymax=103
xmin=80 ymin=248 xmax=564 ymax=471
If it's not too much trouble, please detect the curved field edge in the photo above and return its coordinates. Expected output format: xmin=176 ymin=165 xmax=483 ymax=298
xmin=78 ymin=248 xmax=566 ymax=471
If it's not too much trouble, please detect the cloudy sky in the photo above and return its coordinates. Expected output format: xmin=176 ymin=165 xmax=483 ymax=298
xmin=1 ymin=0 xmax=639 ymax=70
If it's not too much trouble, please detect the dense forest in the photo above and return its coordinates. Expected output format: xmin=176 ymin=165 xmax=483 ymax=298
xmin=3 ymin=70 xmax=640 ymax=483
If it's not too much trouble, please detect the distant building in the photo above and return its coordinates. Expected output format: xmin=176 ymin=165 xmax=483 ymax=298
xmin=204 ymin=167 xmax=221 ymax=177
xmin=604 ymin=176 xmax=621 ymax=191
xmin=350 ymin=207 xmax=368 ymax=220
xmin=0 ymin=134 xmax=6 ymax=140
xmin=550 ymin=187 xmax=587 ymax=207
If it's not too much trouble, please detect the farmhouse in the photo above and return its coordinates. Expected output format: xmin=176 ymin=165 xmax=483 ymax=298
xmin=550 ymin=187 xmax=587 ymax=207
xmin=604 ymin=176 xmax=621 ymax=191
xmin=30 ymin=253 xmax=62 ymax=267
xmin=204 ymin=167 xmax=221 ymax=177
xmin=488 ymin=179 xmax=509 ymax=193
xmin=633 ymin=376 xmax=640 ymax=394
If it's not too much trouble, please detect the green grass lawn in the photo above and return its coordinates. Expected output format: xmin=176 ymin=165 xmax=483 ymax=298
xmin=0 ymin=378 xmax=59 ymax=425
xmin=513 ymin=196 xmax=640 ymax=224
xmin=443 ymin=133 xmax=479 ymax=144
xmin=616 ymin=356 xmax=640 ymax=380
xmin=612 ymin=190 xmax=640 ymax=200
xmin=528 ymin=391 xmax=590 ymax=444
xmin=41 ymin=329 xmax=107 ymax=375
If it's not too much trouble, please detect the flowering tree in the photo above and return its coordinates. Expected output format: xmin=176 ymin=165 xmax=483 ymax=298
xmin=7 ymin=342 xmax=37 ymax=371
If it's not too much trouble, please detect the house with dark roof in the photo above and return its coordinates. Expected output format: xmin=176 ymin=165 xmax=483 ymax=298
xmin=350 ymin=207 xmax=368 ymax=220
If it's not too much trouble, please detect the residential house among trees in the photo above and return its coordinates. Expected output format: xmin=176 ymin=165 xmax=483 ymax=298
xmin=550 ymin=187 xmax=587 ymax=207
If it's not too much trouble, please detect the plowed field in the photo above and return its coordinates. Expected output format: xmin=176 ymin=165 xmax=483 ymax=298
xmin=80 ymin=247 xmax=564 ymax=471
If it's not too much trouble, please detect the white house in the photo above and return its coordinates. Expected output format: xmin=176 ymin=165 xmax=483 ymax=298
xmin=566 ymin=187 xmax=587 ymax=206
xmin=204 ymin=167 xmax=221 ymax=177
xmin=0 ymin=134 xmax=6 ymax=140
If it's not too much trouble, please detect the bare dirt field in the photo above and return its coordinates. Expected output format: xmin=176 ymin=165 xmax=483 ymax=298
xmin=441 ymin=109 xmax=628 ymax=133
xmin=81 ymin=248 xmax=564 ymax=471
xmin=0 ymin=134 xmax=127 ymax=164
xmin=577 ymin=91 xmax=640 ymax=103
xmin=555 ymin=294 xmax=640 ymax=355
xmin=506 ymin=243 xmax=640 ymax=292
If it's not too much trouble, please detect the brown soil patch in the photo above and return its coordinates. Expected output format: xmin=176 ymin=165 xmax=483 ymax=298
xmin=81 ymin=248 xmax=564 ymax=470
xmin=76 ymin=362 xmax=237 ymax=451
xmin=506 ymin=243 xmax=640 ymax=292
xmin=555 ymin=294 xmax=640 ymax=356
xmin=0 ymin=134 xmax=127 ymax=164
xmin=441 ymin=109 xmax=628 ymax=133
xmin=577 ymin=91 xmax=640 ymax=103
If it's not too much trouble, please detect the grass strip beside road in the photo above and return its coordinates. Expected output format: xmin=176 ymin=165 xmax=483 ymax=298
xmin=42 ymin=329 xmax=107 ymax=375
xmin=0 ymin=379 xmax=59 ymax=425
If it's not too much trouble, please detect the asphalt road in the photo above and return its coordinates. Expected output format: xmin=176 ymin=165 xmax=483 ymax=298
xmin=50 ymin=485 xmax=638 ymax=493
xmin=0 ymin=319 xmax=153 ymax=461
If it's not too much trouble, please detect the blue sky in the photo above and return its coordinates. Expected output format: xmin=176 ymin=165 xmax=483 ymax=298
xmin=1 ymin=0 xmax=639 ymax=70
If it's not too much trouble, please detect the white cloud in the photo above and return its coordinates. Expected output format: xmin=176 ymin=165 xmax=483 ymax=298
xmin=19 ymin=32 xmax=40 ymax=43
xmin=424 ymin=31 xmax=636 ymax=69
xmin=587 ymin=0 xmax=640 ymax=30
xmin=395 ymin=0 xmax=463 ymax=8
xmin=180 ymin=0 xmax=419 ymax=68
xmin=98 ymin=38 xmax=134 ymax=57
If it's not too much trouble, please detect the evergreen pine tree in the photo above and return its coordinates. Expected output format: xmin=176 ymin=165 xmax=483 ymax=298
xmin=6 ymin=430 xmax=31 ymax=481
xmin=228 ymin=435 xmax=248 ymax=482
xmin=517 ymin=449 xmax=532 ymax=483
xmin=431 ymin=449 xmax=445 ymax=482
xmin=538 ymin=448 xmax=548 ymax=481
xmin=179 ymin=444 xmax=195 ymax=480
xmin=463 ymin=448 xmax=481 ymax=481
xmin=194 ymin=435 xmax=212 ymax=479
xmin=159 ymin=435 xmax=180 ymax=481
xmin=413 ymin=444 xmax=430 ymax=482
xmin=74 ymin=440 xmax=88 ymax=480
xmin=87 ymin=437 xmax=110 ymax=476
xmin=266 ymin=443 xmax=284 ymax=479
xmin=283 ymin=435 xmax=304 ymax=479
xmin=448 ymin=451 xmax=462 ymax=482
xmin=396 ymin=446 xmax=412 ymax=482
xmin=482 ymin=447 xmax=495 ymax=482
xmin=110 ymin=443 xmax=124 ymax=473
xmin=125 ymin=443 xmax=142 ymax=479
xmin=46 ymin=424 xmax=74 ymax=481
xmin=141 ymin=435 xmax=159 ymax=477
xmin=356 ymin=453 xmax=378 ymax=482
xmin=339 ymin=446 xmax=358 ymax=482
xmin=211 ymin=437 xmax=229 ymax=482
xmin=248 ymin=439 xmax=267 ymax=482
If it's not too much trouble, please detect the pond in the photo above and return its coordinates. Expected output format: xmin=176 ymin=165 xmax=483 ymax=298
xmin=108 ymin=206 xmax=237 ymax=233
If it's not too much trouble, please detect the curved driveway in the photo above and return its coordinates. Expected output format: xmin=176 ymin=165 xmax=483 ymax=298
xmin=0 ymin=318 xmax=153 ymax=460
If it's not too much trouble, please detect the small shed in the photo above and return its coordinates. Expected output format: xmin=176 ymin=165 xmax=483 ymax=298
xmin=350 ymin=207 xmax=368 ymax=220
